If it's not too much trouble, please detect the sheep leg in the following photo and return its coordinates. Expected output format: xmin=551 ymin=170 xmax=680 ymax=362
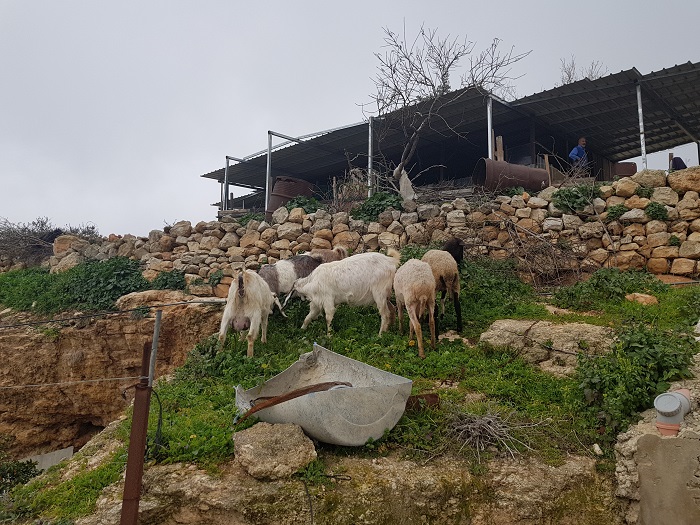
xmin=408 ymin=306 xmax=425 ymax=359
xmin=453 ymin=291 xmax=463 ymax=332
xmin=433 ymin=303 xmax=440 ymax=336
xmin=217 ymin=304 xmax=234 ymax=349
xmin=440 ymin=291 xmax=447 ymax=316
xmin=396 ymin=298 xmax=404 ymax=334
xmin=428 ymin=302 xmax=436 ymax=349
xmin=273 ymin=295 xmax=288 ymax=318
xmin=301 ymin=301 xmax=322 ymax=330
xmin=324 ymin=300 xmax=336 ymax=335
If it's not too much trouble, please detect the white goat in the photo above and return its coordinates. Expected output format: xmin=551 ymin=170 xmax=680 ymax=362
xmin=258 ymin=254 xmax=324 ymax=315
xmin=218 ymin=269 xmax=275 ymax=358
xmin=421 ymin=249 xmax=463 ymax=333
xmin=293 ymin=250 xmax=400 ymax=335
xmin=309 ymin=245 xmax=348 ymax=263
xmin=393 ymin=259 xmax=436 ymax=359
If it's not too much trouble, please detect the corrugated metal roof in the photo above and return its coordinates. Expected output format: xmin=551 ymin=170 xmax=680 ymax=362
xmin=202 ymin=61 xmax=700 ymax=201
xmin=512 ymin=62 xmax=700 ymax=161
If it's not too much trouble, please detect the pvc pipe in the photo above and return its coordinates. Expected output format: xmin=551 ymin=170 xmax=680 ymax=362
xmin=654 ymin=389 xmax=691 ymax=436
xmin=368 ymin=116 xmax=374 ymax=197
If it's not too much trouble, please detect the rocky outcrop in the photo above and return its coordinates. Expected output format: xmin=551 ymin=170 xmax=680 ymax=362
xmin=66 ymin=419 xmax=618 ymax=525
xmin=0 ymin=291 xmax=222 ymax=457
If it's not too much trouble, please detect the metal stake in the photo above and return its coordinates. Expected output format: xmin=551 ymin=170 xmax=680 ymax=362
xmin=636 ymin=83 xmax=648 ymax=169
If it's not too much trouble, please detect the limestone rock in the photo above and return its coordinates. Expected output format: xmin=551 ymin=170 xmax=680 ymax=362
xmin=614 ymin=177 xmax=640 ymax=198
xmin=619 ymin=208 xmax=649 ymax=223
xmin=631 ymin=169 xmax=667 ymax=188
xmin=652 ymin=187 xmax=679 ymax=206
xmin=668 ymin=166 xmax=700 ymax=193
xmin=671 ymin=258 xmax=697 ymax=275
xmin=578 ymin=221 xmax=605 ymax=239
xmin=679 ymin=241 xmax=700 ymax=259
xmin=332 ymin=230 xmax=360 ymax=251
xmin=234 ymin=422 xmax=316 ymax=481
xmin=50 ymin=252 xmax=84 ymax=273
xmin=169 ymin=220 xmax=193 ymax=238
xmin=271 ymin=207 xmax=289 ymax=225
xmin=287 ymin=207 xmax=305 ymax=224
xmin=276 ymin=222 xmax=304 ymax=241
xmin=625 ymin=293 xmax=659 ymax=305
xmin=238 ymin=231 xmax=260 ymax=248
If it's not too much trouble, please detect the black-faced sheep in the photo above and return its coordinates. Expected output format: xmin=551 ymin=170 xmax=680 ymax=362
xmin=421 ymin=248 xmax=463 ymax=333
xmin=393 ymin=259 xmax=436 ymax=358
xmin=292 ymin=249 xmax=401 ymax=335
xmin=218 ymin=269 xmax=275 ymax=358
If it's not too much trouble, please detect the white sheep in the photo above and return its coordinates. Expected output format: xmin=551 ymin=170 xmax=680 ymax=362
xmin=292 ymin=249 xmax=400 ymax=335
xmin=218 ymin=269 xmax=275 ymax=358
xmin=421 ymin=249 xmax=463 ymax=332
xmin=393 ymin=259 xmax=436 ymax=358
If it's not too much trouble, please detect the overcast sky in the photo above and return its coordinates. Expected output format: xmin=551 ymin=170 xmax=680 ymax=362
xmin=1 ymin=1 xmax=699 ymax=237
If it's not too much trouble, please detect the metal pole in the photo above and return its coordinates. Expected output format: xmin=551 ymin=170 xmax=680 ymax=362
xmin=148 ymin=310 xmax=161 ymax=387
xmin=119 ymin=342 xmax=153 ymax=525
xmin=367 ymin=116 xmax=374 ymax=197
xmin=266 ymin=132 xmax=273 ymax=216
xmin=223 ymin=157 xmax=230 ymax=211
xmin=487 ymin=96 xmax=494 ymax=161
xmin=697 ymin=141 xmax=700 ymax=166
xmin=636 ymin=83 xmax=648 ymax=169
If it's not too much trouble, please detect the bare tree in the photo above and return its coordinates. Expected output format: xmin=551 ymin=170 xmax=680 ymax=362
xmin=367 ymin=24 xmax=530 ymax=200
xmin=558 ymin=55 xmax=608 ymax=86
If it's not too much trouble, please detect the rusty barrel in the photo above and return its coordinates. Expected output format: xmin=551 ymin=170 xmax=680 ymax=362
xmin=473 ymin=158 xmax=550 ymax=191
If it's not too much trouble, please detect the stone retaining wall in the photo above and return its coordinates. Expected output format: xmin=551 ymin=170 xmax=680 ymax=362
xmin=36 ymin=167 xmax=700 ymax=294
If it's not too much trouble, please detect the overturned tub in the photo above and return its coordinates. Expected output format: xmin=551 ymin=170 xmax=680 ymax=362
xmin=473 ymin=158 xmax=550 ymax=192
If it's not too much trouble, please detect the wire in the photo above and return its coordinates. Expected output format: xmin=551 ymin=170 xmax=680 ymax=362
xmin=0 ymin=376 xmax=142 ymax=391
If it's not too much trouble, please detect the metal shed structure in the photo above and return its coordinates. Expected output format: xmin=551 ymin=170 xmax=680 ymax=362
xmin=201 ymin=61 xmax=700 ymax=215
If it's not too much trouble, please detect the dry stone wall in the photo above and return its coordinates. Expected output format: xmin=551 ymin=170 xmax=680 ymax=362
xmin=43 ymin=167 xmax=700 ymax=290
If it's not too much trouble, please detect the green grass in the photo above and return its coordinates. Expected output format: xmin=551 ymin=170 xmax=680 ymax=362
xmin=4 ymin=448 xmax=126 ymax=521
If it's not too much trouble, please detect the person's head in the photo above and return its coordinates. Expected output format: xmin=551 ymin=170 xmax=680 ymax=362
xmin=578 ymin=136 xmax=587 ymax=147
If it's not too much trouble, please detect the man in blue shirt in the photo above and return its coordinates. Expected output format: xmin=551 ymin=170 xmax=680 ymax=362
xmin=569 ymin=136 xmax=588 ymax=169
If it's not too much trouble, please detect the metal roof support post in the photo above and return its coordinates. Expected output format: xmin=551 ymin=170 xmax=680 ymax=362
xmin=223 ymin=157 xmax=230 ymax=211
xmin=636 ymin=83 xmax=648 ymax=169
xmin=266 ymin=132 xmax=273 ymax=215
xmin=487 ymin=96 xmax=494 ymax=160
xmin=367 ymin=116 xmax=374 ymax=197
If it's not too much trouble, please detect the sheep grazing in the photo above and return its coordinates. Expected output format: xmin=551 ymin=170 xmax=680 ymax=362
xmin=218 ymin=269 xmax=275 ymax=358
xmin=293 ymin=249 xmax=401 ymax=335
xmin=442 ymin=237 xmax=464 ymax=266
xmin=393 ymin=259 xmax=436 ymax=359
xmin=421 ymin=248 xmax=463 ymax=333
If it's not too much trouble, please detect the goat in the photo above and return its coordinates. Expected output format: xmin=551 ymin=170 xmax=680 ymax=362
xmin=393 ymin=259 xmax=436 ymax=358
xmin=292 ymin=249 xmax=400 ymax=335
xmin=421 ymin=248 xmax=463 ymax=333
xmin=218 ymin=269 xmax=275 ymax=358
xmin=258 ymin=254 xmax=324 ymax=315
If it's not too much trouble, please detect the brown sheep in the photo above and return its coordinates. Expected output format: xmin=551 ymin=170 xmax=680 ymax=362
xmin=393 ymin=259 xmax=436 ymax=358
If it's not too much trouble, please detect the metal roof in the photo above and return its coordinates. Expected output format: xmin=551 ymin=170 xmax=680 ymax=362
xmin=202 ymin=61 xmax=700 ymax=199
xmin=512 ymin=61 xmax=700 ymax=162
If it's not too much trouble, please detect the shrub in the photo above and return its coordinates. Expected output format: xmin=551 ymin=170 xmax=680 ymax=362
xmin=208 ymin=269 xmax=224 ymax=287
xmin=577 ymin=325 xmax=696 ymax=440
xmin=285 ymin=196 xmax=325 ymax=214
xmin=554 ymin=267 xmax=669 ymax=311
xmin=151 ymin=270 xmax=186 ymax=291
xmin=644 ymin=201 xmax=668 ymax=221
xmin=552 ymin=184 xmax=601 ymax=213
xmin=634 ymin=186 xmax=654 ymax=199
xmin=605 ymin=204 xmax=628 ymax=222
xmin=0 ymin=439 xmax=40 ymax=495
xmin=501 ymin=186 xmax=525 ymax=197
xmin=351 ymin=192 xmax=403 ymax=222
xmin=669 ymin=235 xmax=681 ymax=247
xmin=237 ymin=212 xmax=264 ymax=226
xmin=0 ymin=257 xmax=149 ymax=313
